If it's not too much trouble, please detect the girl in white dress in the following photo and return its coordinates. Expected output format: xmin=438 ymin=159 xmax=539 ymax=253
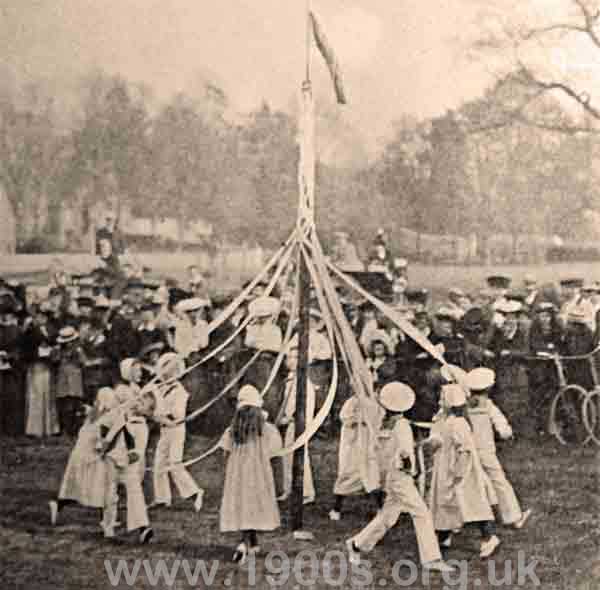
xmin=220 ymin=384 xmax=283 ymax=565
xmin=49 ymin=387 xmax=112 ymax=526
xmin=424 ymin=383 xmax=500 ymax=558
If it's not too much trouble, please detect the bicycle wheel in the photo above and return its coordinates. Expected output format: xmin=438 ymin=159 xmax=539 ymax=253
xmin=549 ymin=384 xmax=591 ymax=445
xmin=583 ymin=388 xmax=600 ymax=446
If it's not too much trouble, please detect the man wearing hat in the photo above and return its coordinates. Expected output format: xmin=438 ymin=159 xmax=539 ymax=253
xmin=346 ymin=382 xmax=454 ymax=573
xmin=487 ymin=300 xmax=530 ymax=426
xmin=138 ymin=298 xmax=170 ymax=354
xmin=486 ymin=275 xmax=511 ymax=298
xmin=0 ymin=296 xmax=24 ymax=436
xmin=405 ymin=288 xmax=429 ymax=315
xmin=430 ymin=307 xmax=466 ymax=368
xmin=523 ymin=275 xmax=541 ymax=308
xmin=461 ymin=307 xmax=494 ymax=371
xmin=558 ymin=278 xmax=584 ymax=326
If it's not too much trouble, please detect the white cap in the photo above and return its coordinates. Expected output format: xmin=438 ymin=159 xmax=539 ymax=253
xmin=237 ymin=384 xmax=263 ymax=409
xmin=120 ymin=358 xmax=139 ymax=382
xmin=379 ymin=382 xmax=415 ymax=413
xmin=442 ymin=384 xmax=467 ymax=408
xmin=466 ymin=367 xmax=495 ymax=392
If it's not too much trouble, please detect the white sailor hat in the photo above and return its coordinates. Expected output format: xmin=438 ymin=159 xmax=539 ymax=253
xmin=442 ymin=384 xmax=467 ymax=408
xmin=379 ymin=382 xmax=415 ymax=413
xmin=465 ymin=367 xmax=495 ymax=392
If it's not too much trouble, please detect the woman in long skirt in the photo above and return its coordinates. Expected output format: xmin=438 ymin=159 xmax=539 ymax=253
xmin=23 ymin=305 xmax=60 ymax=438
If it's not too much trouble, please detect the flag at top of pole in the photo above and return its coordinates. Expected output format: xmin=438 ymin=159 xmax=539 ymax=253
xmin=309 ymin=11 xmax=347 ymax=105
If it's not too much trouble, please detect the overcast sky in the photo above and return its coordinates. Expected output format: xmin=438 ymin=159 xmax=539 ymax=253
xmin=0 ymin=0 xmax=586 ymax=156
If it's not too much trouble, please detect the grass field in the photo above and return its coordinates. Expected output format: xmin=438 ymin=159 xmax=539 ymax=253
xmin=3 ymin=257 xmax=600 ymax=295
xmin=0 ymin=433 xmax=598 ymax=590
xmin=1 ymin=259 xmax=599 ymax=589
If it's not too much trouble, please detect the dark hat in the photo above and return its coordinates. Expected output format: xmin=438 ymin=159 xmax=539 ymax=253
xmin=141 ymin=300 xmax=161 ymax=313
xmin=140 ymin=341 xmax=165 ymax=359
xmin=125 ymin=280 xmax=145 ymax=291
xmin=486 ymin=275 xmax=511 ymax=289
xmin=143 ymin=280 xmax=160 ymax=291
xmin=560 ymin=278 xmax=584 ymax=289
xmin=405 ymin=288 xmax=429 ymax=305
xmin=47 ymin=287 xmax=63 ymax=298
xmin=169 ymin=287 xmax=191 ymax=308
xmin=76 ymin=297 xmax=95 ymax=309
xmin=0 ymin=300 xmax=15 ymax=315
xmin=461 ymin=307 xmax=485 ymax=332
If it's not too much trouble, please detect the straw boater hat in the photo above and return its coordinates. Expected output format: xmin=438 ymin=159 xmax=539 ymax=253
xmin=534 ymin=301 xmax=556 ymax=314
xmin=466 ymin=367 xmax=495 ymax=392
xmin=176 ymin=297 xmax=211 ymax=314
xmin=379 ymin=382 xmax=416 ymax=413
xmin=248 ymin=296 xmax=280 ymax=318
xmin=56 ymin=326 xmax=79 ymax=344
xmin=236 ymin=384 xmax=263 ymax=409
xmin=495 ymin=300 xmax=522 ymax=315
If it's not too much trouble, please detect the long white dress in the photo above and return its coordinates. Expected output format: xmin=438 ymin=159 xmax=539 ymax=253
xmin=333 ymin=395 xmax=385 ymax=495
xmin=427 ymin=415 xmax=495 ymax=531
xmin=58 ymin=418 xmax=107 ymax=508
xmin=219 ymin=422 xmax=283 ymax=532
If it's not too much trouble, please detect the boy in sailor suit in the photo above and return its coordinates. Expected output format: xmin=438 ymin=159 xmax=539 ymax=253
xmin=96 ymin=387 xmax=153 ymax=542
xmin=151 ymin=353 xmax=204 ymax=512
xmin=346 ymin=382 xmax=454 ymax=573
xmin=465 ymin=368 xmax=532 ymax=530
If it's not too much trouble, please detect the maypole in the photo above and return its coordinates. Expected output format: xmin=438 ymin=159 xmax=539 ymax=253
xmin=290 ymin=0 xmax=315 ymax=536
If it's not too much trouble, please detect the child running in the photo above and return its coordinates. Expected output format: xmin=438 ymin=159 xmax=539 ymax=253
xmin=465 ymin=367 xmax=532 ymax=530
xmin=346 ymin=382 xmax=454 ymax=573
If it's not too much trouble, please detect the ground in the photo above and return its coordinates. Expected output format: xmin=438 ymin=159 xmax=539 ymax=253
xmin=1 ymin=259 xmax=600 ymax=589
xmin=0 ymin=433 xmax=598 ymax=590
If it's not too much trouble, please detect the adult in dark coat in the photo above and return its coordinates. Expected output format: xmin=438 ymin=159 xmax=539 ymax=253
xmin=0 ymin=301 xmax=25 ymax=436
xmin=527 ymin=303 xmax=564 ymax=435
xmin=487 ymin=301 xmax=530 ymax=430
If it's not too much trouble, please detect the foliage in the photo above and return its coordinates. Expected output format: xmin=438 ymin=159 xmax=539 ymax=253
xmin=2 ymin=64 xmax=600 ymax=260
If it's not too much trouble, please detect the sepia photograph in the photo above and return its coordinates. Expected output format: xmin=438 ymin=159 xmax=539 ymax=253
xmin=0 ymin=1 xmax=598 ymax=588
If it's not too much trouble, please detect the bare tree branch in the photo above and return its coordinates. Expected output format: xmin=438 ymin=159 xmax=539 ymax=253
xmin=520 ymin=0 xmax=600 ymax=47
